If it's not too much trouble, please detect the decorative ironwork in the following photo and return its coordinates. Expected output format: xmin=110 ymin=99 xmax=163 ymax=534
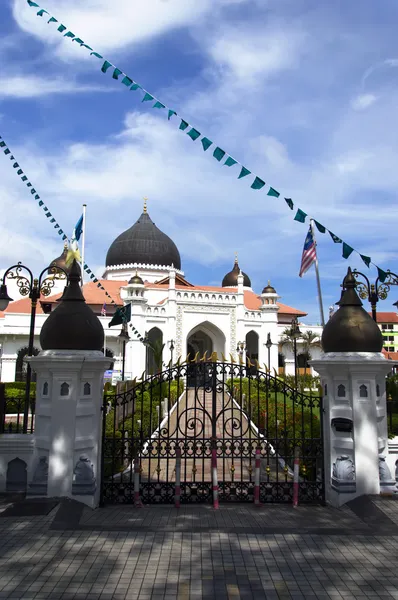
xmin=100 ymin=361 xmax=324 ymax=505
xmin=353 ymin=269 xmax=398 ymax=321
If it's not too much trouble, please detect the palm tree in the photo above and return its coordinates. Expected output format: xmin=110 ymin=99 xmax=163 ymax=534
xmin=300 ymin=330 xmax=322 ymax=375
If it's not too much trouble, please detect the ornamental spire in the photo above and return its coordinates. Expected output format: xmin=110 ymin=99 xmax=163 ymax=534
xmin=143 ymin=197 xmax=148 ymax=214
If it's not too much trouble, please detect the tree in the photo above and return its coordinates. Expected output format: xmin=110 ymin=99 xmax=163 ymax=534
xmin=300 ymin=330 xmax=322 ymax=375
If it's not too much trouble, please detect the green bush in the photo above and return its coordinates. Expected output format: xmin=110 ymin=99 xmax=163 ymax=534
xmin=4 ymin=382 xmax=36 ymax=398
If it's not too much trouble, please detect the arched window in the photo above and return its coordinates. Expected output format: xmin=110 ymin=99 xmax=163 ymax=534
xmin=101 ymin=348 xmax=115 ymax=370
xmin=60 ymin=382 xmax=70 ymax=396
xmin=15 ymin=346 xmax=40 ymax=382
xmin=83 ymin=382 xmax=91 ymax=396
xmin=42 ymin=382 xmax=49 ymax=396
xmin=359 ymin=384 xmax=368 ymax=398
xmin=337 ymin=384 xmax=346 ymax=398
xmin=376 ymin=384 xmax=380 ymax=397
xmin=146 ymin=328 xmax=164 ymax=375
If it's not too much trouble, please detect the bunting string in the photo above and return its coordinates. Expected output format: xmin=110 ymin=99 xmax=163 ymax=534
xmin=23 ymin=0 xmax=391 ymax=279
xmin=0 ymin=132 xmax=146 ymax=342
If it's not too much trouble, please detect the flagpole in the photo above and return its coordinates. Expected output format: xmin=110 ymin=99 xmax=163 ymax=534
xmin=81 ymin=203 xmax=87 ymax=287
xmin=310 ymin=219 xmax=325 ymax=327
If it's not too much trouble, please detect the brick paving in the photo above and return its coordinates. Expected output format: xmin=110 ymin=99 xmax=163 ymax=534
xmin=1 ymin=496 xmax=398 ymax=599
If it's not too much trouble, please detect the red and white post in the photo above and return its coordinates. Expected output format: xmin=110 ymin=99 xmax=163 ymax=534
xmin=212 ymin=448 xmax=219 ymax=510
xmin=175 ymin=447 xmax=181 ymax=509
xmin=134 ymin=456 xmax=142 ymax=507
xmin=254 ymin=448 xmax=261 ymax=507
xmin=293 ymin=447 xmax=300 ymax=508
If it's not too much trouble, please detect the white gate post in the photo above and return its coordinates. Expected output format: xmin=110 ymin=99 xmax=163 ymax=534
xmin=27 ymin=261 xmax=110 ymax=508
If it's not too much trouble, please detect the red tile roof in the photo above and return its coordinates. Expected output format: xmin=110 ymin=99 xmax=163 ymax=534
xmin=383 ymin=350 xmax=398 ymax=362
xmin=374 ymin=312 xmax=398 ymax=324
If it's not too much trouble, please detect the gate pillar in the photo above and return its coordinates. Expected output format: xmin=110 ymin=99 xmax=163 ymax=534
xmin=28 ymin=261 xmax=110 ymax=508
xmin=311 ymin=268 xmax=393 ymax=507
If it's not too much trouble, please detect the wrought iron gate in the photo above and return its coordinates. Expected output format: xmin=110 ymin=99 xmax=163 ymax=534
xmin=100 ymin=361 xmax=324 ymax=505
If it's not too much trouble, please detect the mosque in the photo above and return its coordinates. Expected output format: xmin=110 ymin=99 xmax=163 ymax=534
xmin=0 ymin=204 xmax=323 ymax=383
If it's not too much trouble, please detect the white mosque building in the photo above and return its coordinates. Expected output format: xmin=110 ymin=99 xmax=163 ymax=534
xmin=0 ymin=204 xmax=323 ymax=383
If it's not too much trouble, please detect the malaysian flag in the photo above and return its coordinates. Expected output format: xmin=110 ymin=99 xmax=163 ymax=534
xmin=299 ymin=226 xmax=317 ymax=277
xmin=101 ymin=302 xmax=107 ymax=317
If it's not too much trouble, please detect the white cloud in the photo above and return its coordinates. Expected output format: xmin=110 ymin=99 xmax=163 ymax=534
xmin=12 ymin=0 xmax=250 ymax=58
xmin=207 ymin=27 xmax=307 ymax=82
xmin=351 ymin=93 xmax=377 ymax=111
xmin=0 ymin=75 xmax=115 ymax=98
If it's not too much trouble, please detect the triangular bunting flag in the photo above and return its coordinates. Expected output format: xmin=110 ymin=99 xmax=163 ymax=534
xmin=238 ymin=166 xmax=251 ymax=179
xmin=360 ymin=254 xmax=371 ymax=267
xmin=284 ymin=198 xmax=294 ymax=210
xmin=294 ymin=209 xmax=307 ymax=223
xmin=329 ymin=231 xmax=342 ymax=243
xmin=314 ymin=220 xmax=326 ymax=233
xmin=142 ymin=92 xmax=154 ymax=102
xmin=179 ymin=120 xmax=189 ymax=131
xmin=201 ymin=137 xmax=212 ymax=151
xmin=267 ymin=187 xmax=280 ymax=197
xmin=377 ymin=267 xmax=387 ymax=283
xmin=112 ymin=68 xmax=123 ymax=79
xmin=187 ymin=128 xmax=201 ymax=141
xmin=224 ymin=157 xmax=237 ymax=167
xmin=213 ymin=147 xmax=226 ymax=162
xmin=342 ymin=243 xmax=353 ymax=259
xmin=101 ymin=61 xmax=113 ymax=73
xmin=251 ymin=177 xmax=265 ymax=190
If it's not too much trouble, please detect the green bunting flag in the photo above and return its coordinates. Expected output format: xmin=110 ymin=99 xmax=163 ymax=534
xmin=284 ymin=198 xmax=294 ymax=210
xmin=360 ymin=254 xmax=371 ymax=268
xmin=179 ymin=120 xmax=189 ymax=131
xmin=225 ymin=157 xmax=237 ymax=167
xmin=58 ymin=24 xmax=66 ymax=33
xmin=377 ymin=267 xmax=387 ymax=283
xmin=238 ymin=166 xmax=251 ymax=179
xmin=201 ymin=137 xmax=212 ymax=151
xmin=101 ymin=60 xmax=112 ymax=73
xmin=342 ymin=243 xmax=353 ymax=259
xmin=168 ymin=110 xmax=177 ymax=120
xmin=142 ymin=92 xmax=154 ymax=102
xmin=213 ymin=147 xmax=225 ymax=162
xmin=329 ymin=231 xmax=342 ymax=243
xmin=122 ymin=76 xmax=133 ymax=87
xmin=108 ymin=303 xmax=132 ymax=327
xmin=294 ymin=209 xmax=307 ymax=223
xmin=130 ymin=82 xmax=141 ymax=91
xmin=112 ymin=68 xmax=123 ymax=80
xmin=251 ymin=177 xmax=265 ymax=190
xmin=153 ymin=101 xmax=165 ymax=109
xmin=187 ymin=128 xmax=201 ymax=141
xmin=314 ymin=220 xmax=326 ymax=234
xmin=267 ymin=187 xmax=280 ymax=197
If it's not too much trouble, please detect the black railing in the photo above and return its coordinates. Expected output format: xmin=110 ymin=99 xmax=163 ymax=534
xmin=388 ymin=397 xmax=398 ymax=437
xmin=0 ymin=384 xmax=35 ymax=434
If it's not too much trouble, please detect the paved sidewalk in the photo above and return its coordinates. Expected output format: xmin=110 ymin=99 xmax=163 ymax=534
xmin=0 ymin=496 xmax=398 ymax=599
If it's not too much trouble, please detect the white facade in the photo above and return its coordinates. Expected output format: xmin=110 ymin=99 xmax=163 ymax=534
xmin=0 ymin=267 xmax=323 ymax=382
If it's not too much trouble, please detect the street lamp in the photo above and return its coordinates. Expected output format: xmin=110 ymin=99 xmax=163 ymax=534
xmin=352 ymin=269 xmax=398 ymax=322
xmin=265 ymin=333 xmax=273 ymax=373
xmin=169 ymin=339 xmax=175 ymax=366
xmin=0 ymin=261 xmax=68 ymax=432
xmin=118 ymin=322 xmax=129 ymax=381
xmin=290 ymin=317 xmax=301 ymax=391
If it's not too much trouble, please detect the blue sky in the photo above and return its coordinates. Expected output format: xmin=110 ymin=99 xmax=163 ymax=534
xmin=1 ymin=0 xmax=398 ymax=323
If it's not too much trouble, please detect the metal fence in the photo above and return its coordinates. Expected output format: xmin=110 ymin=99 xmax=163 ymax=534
xmin=388 ymin=397 xmax=398 ymax=437
xmin=0 ymin=384 xmax=35 ymax=434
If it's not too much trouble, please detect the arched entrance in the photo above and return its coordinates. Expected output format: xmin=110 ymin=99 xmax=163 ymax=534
xmin=15 ymin=346 xmax=40 ymax=382
xmin=146 ymin=327 xmax=164 ymax=375
xmin=245 ymin=331 xmax=259 ymax=363
xmin=186 ymin=321 xmax=225 ymax=360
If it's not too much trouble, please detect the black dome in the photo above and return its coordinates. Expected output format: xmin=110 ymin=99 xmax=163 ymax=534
xmin=262 ymin=280 xmax=276 ymax=294
xmin=222 ymin=259 xmax=251 ymax=288
xmin=48 ymin=242 xmax=81 ymax=276
xmin=106 ymin=210 xmax=181 ymax=269
xmin=41 ymin=261 xmax=104 ymax=351
xmin=322 ymin=267 xmax=383 ymax=353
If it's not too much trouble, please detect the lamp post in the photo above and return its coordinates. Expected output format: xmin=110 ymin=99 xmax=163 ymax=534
xmin=118 ymin=322 xmax=129 ymax=381
xmin=352 ymin=269 xmax=398 ymax=322
xmin=265 ymin=333 xmax=273 ymax=373
xmin=0 ymin=261 xmax=68 ymax=432
xmin=169 ymin=339 xmax=175 ymax=366
xmin=290 ymin=317 xmax=301 ymax=391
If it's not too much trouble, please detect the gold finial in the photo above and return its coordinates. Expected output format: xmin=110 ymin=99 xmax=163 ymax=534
xmin=143 ymin=197 xmax=148 ymax=213
xmin=234 ymin=251 xmax=238 ymax=264
xmin=268 ymin=280 xmax=271 ymax=286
